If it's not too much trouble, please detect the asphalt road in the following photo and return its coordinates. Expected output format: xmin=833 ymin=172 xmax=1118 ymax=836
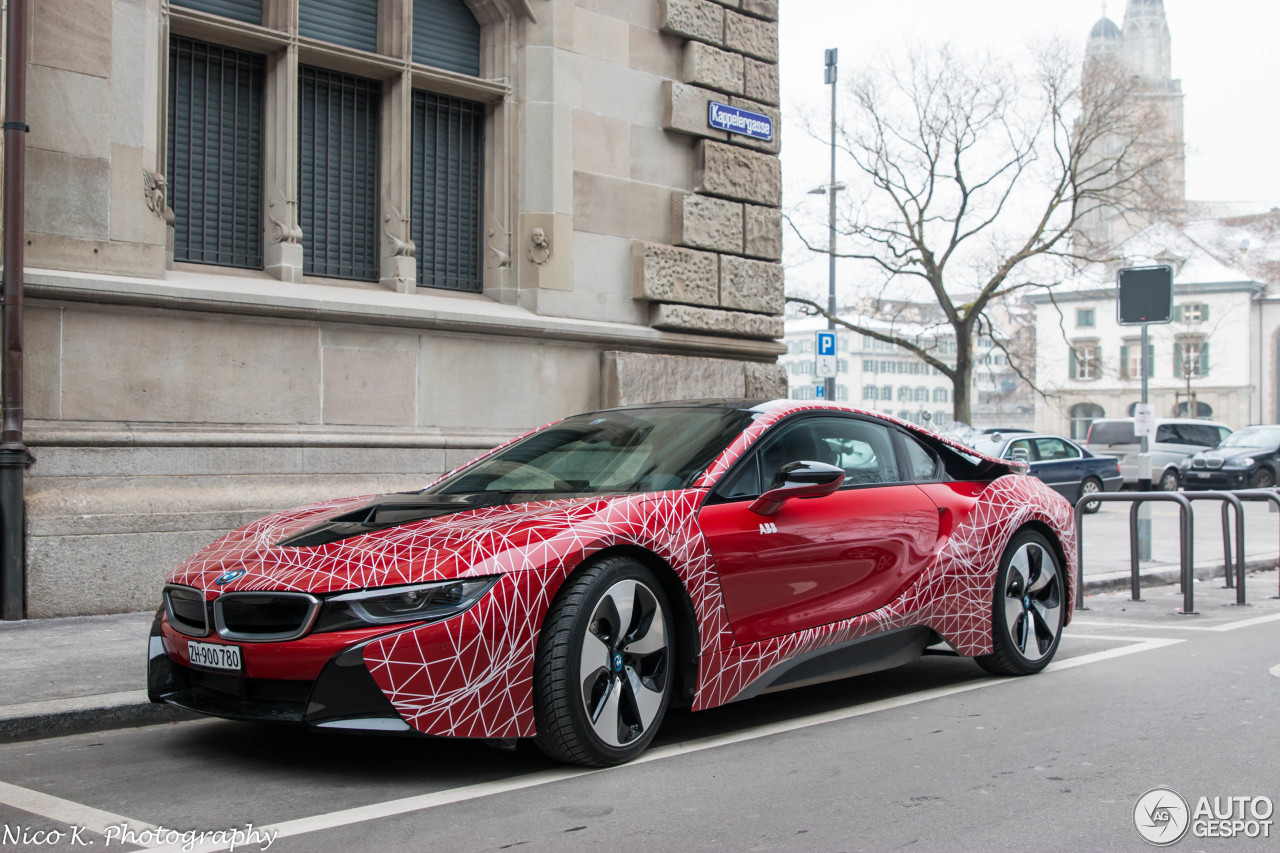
xmin=1 ymin=574 xmax=1277 ymax=853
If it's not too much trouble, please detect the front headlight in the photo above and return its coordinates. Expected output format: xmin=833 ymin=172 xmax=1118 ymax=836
xmin=1223 ymin=457 xmax=1254 ymax=469
xmin=314 ymin=577 xmax=498 ymax=633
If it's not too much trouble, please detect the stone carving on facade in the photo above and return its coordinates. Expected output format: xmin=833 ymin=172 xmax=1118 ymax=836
xmin=527 ymin=227 xmax=551 ymax=265
xmin=143 ymin=170 xmax=168 ymax=220
xmin=266 ymin=186 xmax=304 ymax=245
xmin=487 ymin=226 xmax=512 ymax=269
xmin=381 ymin=200 xmax=416 ymax=258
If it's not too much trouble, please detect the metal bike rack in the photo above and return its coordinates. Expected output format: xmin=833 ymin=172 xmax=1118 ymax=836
xmin=1227 ymin=488 xmax=1280 ymax=599
xmin=1074 ymin=492 xmax=1194 ymax=614
xmin=1179 ymin=491 xmax=1245 ymax=606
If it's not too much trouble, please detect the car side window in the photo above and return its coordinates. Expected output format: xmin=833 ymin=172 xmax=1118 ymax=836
xmin=1033 ymin=437 xmax=1078 ymax=460
xmin=1007 ymin=438 xmax=1036 ymax=461
xmin=901 ymin=434 xmax=940 ymax=481
xmin=1155 ymin=424 xmax=1179 ymax=443
xmin=1218 ymin=427 xmax=1232 ymax=444
xmin=725 ymin=416 xmax=901 ymax=497
xmin=1186 ymin=425 xmax=1219 ymax=447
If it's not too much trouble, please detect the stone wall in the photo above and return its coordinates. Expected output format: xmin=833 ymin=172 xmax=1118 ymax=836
xmin=628 ymin=0 xmax=784 ymax=343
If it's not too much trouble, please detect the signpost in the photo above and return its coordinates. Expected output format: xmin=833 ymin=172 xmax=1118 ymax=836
xmin=1117 ymin=265 xmax=1174 ymax=558
xmin=815 ymin=330 xmax=837 ymax=380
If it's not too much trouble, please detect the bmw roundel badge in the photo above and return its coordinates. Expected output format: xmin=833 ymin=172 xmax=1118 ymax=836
xmin=215 ymin=569 xmax=247 ymax=586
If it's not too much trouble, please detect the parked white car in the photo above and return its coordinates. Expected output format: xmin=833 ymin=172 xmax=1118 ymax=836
xmin=1084 ymin=417 xmax=1232 ymax=490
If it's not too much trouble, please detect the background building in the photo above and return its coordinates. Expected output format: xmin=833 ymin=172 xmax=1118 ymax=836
xmin=3 ymin=0 xmax=787 ymax=616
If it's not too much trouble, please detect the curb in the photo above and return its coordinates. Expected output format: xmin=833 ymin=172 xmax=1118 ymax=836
xmin=0 ymin=693 xmax=197 ymax=744
xmin=1080 ymin=556 xmax=1278 ymax=595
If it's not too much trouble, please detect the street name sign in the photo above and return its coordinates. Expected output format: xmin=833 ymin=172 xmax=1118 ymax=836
xmin=707 ymin=102 xmax=774 ymax=142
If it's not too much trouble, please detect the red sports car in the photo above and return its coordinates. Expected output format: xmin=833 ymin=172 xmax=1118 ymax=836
xmin=148 ymin=401 xmax=1075 ymax=766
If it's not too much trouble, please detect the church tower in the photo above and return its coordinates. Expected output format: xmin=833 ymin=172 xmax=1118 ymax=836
xmin=1075 ymin=1 xmax=1186 ymax=251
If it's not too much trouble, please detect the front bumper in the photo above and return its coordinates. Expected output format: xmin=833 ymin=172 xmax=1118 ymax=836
xmin=147 ymin=609 xmax=414 ymax=731
xmin=1180 ymin=469 xmax=1251 ymax=490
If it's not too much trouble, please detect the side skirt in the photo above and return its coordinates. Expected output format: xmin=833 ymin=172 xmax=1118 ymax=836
xmin=730 ymin=626 xmax=935 ymax=703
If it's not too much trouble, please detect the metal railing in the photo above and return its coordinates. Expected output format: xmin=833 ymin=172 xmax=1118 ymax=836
xmin=1075 ymin=488 xmax=1280 ymax=613
xmin=1228 ymin=489 xmax=1280 ymax=600
xmin=1074 ymin=492 xmax=1194 ymax=614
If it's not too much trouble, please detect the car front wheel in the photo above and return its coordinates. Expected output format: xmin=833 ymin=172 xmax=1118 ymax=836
xmin=976 ymin=529 xmax=1064 ymax=676
xmin=1159 ymin=469 xmax=1179 ymax=491
xmin=1250 ymin=468 xmax=1276 ymax=489
xmin=533 ymin=556 xmax=673 ymax=766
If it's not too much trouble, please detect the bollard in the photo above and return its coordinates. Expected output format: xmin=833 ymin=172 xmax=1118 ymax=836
xmin=1076 ymin=492 xmax=1196 ymax=614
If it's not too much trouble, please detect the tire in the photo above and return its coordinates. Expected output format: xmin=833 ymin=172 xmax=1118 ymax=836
xmin=1250 ymin=468 xmax=1276 ymax=489
xmin=1079 ymin=477 xmax=1103 ymax=514
xmin=1158 ymin=469 xmax=1179 ymax=491
xmin=976 ymin=529 xmax=1065 ymax=676
xmin=533 ymin=556 xmax=673 ymax=766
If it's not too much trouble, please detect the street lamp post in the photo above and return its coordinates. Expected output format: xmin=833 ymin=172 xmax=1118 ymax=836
xmin=823 ymin=48 xmax=838 ymax=401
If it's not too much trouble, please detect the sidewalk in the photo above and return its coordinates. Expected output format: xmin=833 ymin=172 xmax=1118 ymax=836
xmin=1 ymin=551 xmax=1277 ymax=745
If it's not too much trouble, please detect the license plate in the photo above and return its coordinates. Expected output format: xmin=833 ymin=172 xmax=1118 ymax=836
xmin=1195 ymin=472 xmax=1211 ymax=478
xmin=187 ymin=640 xmax=242 ymax=672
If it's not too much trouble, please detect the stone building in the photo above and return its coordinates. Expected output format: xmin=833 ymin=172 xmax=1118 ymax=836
xmin=4 ymin=0 xmax=786 ymax=616
xmin=1075 ymin=0 xmax=1186 ymax=250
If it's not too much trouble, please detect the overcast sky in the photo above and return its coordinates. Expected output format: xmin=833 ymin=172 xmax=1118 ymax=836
xmin=777 ymin=0 xmax=1280 ymax=296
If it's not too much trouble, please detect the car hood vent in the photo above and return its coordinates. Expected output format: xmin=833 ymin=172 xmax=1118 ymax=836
xmin=276 ymin=490 xmax=600 ymax=548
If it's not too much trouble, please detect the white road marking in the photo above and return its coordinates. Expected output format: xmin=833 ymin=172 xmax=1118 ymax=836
xmin=0 ymin=780 xmax=157 ymax=836
xmin=1070 ymin=611 xmax=1280 ymax=633
xmin=137 ymin=635 xmax=1186 ymax=853
xmin=0 ymin=633 xmax=1195 ymax=853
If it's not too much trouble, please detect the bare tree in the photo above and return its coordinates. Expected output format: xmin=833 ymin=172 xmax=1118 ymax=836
xmin=788 ymin=41 xmax=1177 ymax=423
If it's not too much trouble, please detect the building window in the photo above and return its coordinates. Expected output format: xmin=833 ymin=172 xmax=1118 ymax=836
xmin=1069 ymin=402 xmax=1105 ymax=440
xmin=1119 ymin=342 xmax=1154 ymax=379
xmin=412 ymin=92 xmax=484 ymax=291
xmin=1173 ymin=303 xmax=1208 ymax=324
xmin=1076 ymin=308 xmax=1095 ymax=328
xmin=300 ymin=0 xmax=378 ymax=53
xmin=299 ymin=66 xmax=381 ymax=282
xmin=879 ymin=385 xmax=891 ymax=400
xmin=167 ymin=37 xmax=265 ymax=269
xmin=1173 ymin=340 xmax=1209 ymax=378
xmin=172 ymin=0 xmax=262 ymax=25
xmin=835 ymin=385 xmax=848 ymax=401
xmin=413 ymin=0 xmax=481 ymax=75
xmin=863 ymin=385 xmax=878 ymax=401
xmin=932 ymin=387 xmax=949 ymax=403
xmin=1070 ymin=344 xmax=1101 ymax=380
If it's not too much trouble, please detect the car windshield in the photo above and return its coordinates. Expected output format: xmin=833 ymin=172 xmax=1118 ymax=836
xmin=1220 ymin=426 xmax=1280 ymax=449
xmin=426 ymin=407 xmax=756 ymax=496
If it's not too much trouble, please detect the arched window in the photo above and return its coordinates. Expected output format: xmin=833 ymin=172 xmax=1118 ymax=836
xmin=1175 ymin=401 xmax=1213 ymax=418
xmin=1069 ymin=402 xmax=1105 ymax=440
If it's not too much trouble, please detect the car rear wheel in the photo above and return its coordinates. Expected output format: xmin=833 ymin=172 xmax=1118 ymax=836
xmin=1159 ymin=469 xmax=1179 ymax=491
xmin=976 ymin=529 xmax=1064 ymax=676
xmin=533 ymin=556 xmax=673 ymax=767
xmin=1250 ymin=468 xmax=1276 ymax=489
xmin=1079 ymin=477 xmax=1103 ymax=514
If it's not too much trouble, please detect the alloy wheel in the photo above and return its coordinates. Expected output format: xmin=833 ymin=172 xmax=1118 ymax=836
xmin=577 ymin=579 xmax=669 ymax=748
xmin=999 ymin=540 xmax=1062 ymax=662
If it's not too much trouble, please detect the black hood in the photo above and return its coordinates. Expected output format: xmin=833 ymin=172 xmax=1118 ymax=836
xmin=276 ymin=489 xmax=605 ymax=548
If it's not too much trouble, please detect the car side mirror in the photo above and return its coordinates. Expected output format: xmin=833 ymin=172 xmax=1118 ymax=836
xmin=1008 ymin=447 xmax=1031 ymax=463
xmin=749 ymin=461 xmax=846 ymax=516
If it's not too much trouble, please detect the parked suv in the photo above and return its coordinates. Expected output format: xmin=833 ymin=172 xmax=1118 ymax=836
xmin=1084 ymin=417 xmax=1232 ymax=490
xmin=1180 ymin=425 xmax=1280 ymax=490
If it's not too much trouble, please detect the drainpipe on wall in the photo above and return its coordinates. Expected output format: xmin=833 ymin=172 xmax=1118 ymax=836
xmin=0 ymin=0 xmax=32 ymax=620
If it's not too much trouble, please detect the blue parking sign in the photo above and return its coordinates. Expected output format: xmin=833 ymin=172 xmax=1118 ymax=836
xmin=816 ymin=331 xmax=836 ymax=356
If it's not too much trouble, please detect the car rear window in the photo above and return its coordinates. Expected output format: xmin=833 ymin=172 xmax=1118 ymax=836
xmin=1087 ymin=421 xmax=1135 ymax=445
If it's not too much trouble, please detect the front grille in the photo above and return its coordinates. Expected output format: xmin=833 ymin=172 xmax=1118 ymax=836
xmin=213 ymin=592 xmax=320 ymax=642
xmin=1204 ymin=457 xmax=1224 ymax=469
xmin=164 ymin=585 xmax=209 ymax=637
